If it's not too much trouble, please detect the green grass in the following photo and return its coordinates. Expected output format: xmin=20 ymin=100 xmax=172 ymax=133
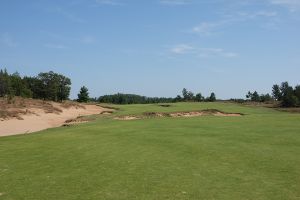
xmin=1 ymin=102 xmax=300 ymax=199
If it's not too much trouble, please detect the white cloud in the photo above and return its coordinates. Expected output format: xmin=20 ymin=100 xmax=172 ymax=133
xmin=192 ymin=22 xmax=221 ymax=36
xmin=169 ymin=44 xmax=238 ymax=58
xmin=0 ymin=33 xmax=17 ymax=47
xmin=270 ymin=0 xmax=300 ymax=11
xmin=191 ymin=10 xmax=278 ymax=35
xmin=159 ymin=0 xmax=191 ymax=5
xmin=44 ymin=44 xmax=68 ymax=49
xmin=171 ymin=44 xmax=194 ymax=54
xmin=237 ymin=10 xmax=278 ymax=18
xmin=95 ymin=0 xmax=122 ymax=6
xmin=197 ymin=48 xmax=238 ymax=58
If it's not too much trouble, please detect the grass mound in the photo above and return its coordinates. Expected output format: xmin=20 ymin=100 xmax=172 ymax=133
xmin=115 ymin=109 xmax=243 ymax=120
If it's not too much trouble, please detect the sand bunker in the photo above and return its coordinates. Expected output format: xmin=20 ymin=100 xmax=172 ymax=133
xmin=0 ymin=99 xmax=114 ymax=137
xmin=114 ymin=109 xmax=242 ymax=120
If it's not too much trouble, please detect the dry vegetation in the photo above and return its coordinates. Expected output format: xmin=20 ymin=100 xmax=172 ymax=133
xmin=0 ymin=97 xmax=85 ymax=120
xmin=63 ymin=115 xmax=98 ymax=126
xmin=239 ymin=101 xmax=300 ymax=113
xmin=115 ymin=109 xmax=243 ymax=120
xmin=0 ymin=97 xmax=115 ymax=136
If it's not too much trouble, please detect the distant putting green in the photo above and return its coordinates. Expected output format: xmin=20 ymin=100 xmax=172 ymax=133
xmin=1 ymin=102 xmax=300 ymax=199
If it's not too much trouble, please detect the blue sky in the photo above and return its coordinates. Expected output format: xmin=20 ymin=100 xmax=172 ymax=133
xmin=1 ymin=0 xmax=300 ymax=99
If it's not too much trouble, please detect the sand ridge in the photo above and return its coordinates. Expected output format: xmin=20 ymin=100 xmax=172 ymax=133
xmin=115 ymin=109 xmax=243 ymax=120
xmin=0 ymin=102 xmax=113 ymax=137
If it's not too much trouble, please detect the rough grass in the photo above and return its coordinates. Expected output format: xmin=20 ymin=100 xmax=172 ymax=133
xmin=0 ymin=102 xmax=300 ymax=200
xmin=276 ymin=107 xmax=300 ymax=113
xmin=60 ymin=101 xmax=85 ymax=109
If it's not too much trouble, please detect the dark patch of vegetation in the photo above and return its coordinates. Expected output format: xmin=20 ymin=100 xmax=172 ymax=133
xmin=246 ymin=91 xmax=273 ymax=103
xmin=98 ymin=93 xmax=174 ymax=104
xmin=276 ymin=107 xmax=300 ymax=113
xmin=229 ymin=99 xmax=247 ymax=103
xmin=181 ymin=88 xmax=217 ymax=102
xmin=159 ymin=104 xmax=172 ymax=107
xmin=77 ymin=86 xmax=89 ymax=103
xmin=247 ymin=82 xmax=300 ymax=107
xmin=98 ymin=88 xmax=217 ymax=105
xmin=100 ymin=110 xmax=114 ymax=114
xmin=0 ymin=68 xmax=71 ymax=102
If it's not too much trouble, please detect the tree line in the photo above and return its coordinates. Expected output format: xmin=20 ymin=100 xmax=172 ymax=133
xmin=0 ymin=69 xmax=71 ymax=102
xmin=245 ymin=81 xmax=300 ymax=107
xmin=94 ymin=88 xmax=216 ymax=104
xmin=272 ymin=82 xmax=300 ymax=107
xmin=2 ymin=68 xmax=298 ymax=108
xmin=177 ymin=88 xmax=216 ymax=102
xmin=98 ymin=93 xmax=174 ymax=104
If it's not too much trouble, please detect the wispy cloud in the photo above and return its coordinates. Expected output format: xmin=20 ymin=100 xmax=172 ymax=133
xmin=169 ymin=44 xmax=238 ymax=58
xmin=95 ymin=0 xmax=122 ymax=6
xmin=80 ymin=36 xmax=96 ymax=44
xmin=191 ymin=22 xmax=222 ymax=36
xmin=237 ymin=10 xmax=278 ymax=18
xmin=191 ymin=10 xmax=278 ymax=35
xmin=0 ymin=33 xmax=17 ymax=47
xmin=41 ymin=31 xmax=97 ymax=46
xmin=170 ymin=44 xmax=194 ymax=54
xmin=44 ymin=43 xmax=68 ymax=49
xmin=197 ymin=48 xmax=238 ymax=58
xmin=269 ymin=0 xmax=300 ymax=12
xmin=54 ymin=7 xmax=85 ymax=23
xmin=159 ymin=0 xmax=192 ymax=6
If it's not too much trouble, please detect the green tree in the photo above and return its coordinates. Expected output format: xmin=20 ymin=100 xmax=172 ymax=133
xmin=208 ymin=92 xmax=216 ymax=102
xmin=246 ymin=91 xmax=253 ymax=100
xmin=246 ymin=91 xmax=260 ymax=102
xmin=10 ymin=72 xmax=32 ymax=97
xmin=280 ymin=82 xmax=290 ymax=96
xmin=174 ymin=95 xmax=182 ymax=102
xmin=0 ymin=69 xmax=13 ymax=97
xmin=182 ymin=88 xmax=188 ymax=100
xmin=272 ymin=84 xmax=281 ymax=101
xmin=35 ymin=71 xmax=71 ymax=101
xmin=0 ymin=69 xmax=6 ymax=97
xmin=187 ymin=91 xmax=194 ymax=101
xmin=23 ymin=76 xmax=44 ymax=99
xmin=195 ymin=93 xmax=204 ymax=102
xmin=295 ymin=85 xmax=300 ymax=101
xmin=282 ymin=87 xmax=298 ymax=107
xmin=276 ymin=82 xmax=299 ymax=107
xmin=57 ymin=75 xmax=71 ymax=102
xmin=0 ymin=69 xmax=70 ymax=101
xmin=78 ymin=86 xmax=89 ymax=103
xmin=252 ymin=91 xmax=260 ymax=102
xmin=260 ymin=93 xmax=272 ymax=102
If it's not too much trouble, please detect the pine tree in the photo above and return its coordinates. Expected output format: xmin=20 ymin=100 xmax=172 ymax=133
xmin=208 ymin=92 xmax=216 ymax=102
xmin=77 ymin=86 xmax=89 ymax=103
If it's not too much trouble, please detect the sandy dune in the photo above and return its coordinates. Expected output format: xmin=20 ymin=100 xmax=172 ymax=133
xmin=0 ymin=104 xmax=111 ymax=137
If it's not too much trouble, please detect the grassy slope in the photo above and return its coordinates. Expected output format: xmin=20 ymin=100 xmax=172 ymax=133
xmin=0 ymin=102 xmax=300 ymax=200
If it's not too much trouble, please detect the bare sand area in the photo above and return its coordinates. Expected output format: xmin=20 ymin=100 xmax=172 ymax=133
xmin=0 ymin=98 xmax=113 ymax=137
